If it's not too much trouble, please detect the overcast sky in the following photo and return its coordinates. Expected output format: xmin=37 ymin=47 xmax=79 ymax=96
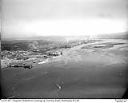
xmin=2 ymin=0 xmax=128 ymax=39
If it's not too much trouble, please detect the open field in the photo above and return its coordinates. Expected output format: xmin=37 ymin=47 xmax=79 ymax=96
xmin=1 ymin=38 xmax=128 ymax=98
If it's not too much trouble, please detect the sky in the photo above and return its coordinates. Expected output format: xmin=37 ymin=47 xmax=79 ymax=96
xmin=2 ymin=0 xmax=128 ymax=39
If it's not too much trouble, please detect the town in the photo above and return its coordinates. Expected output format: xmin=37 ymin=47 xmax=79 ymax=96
xmin=1 ymin=49 xmax=63 ymax=69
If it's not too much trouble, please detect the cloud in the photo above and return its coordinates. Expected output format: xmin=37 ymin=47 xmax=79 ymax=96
xmin=2 ymin=18 xmax=127 ymax=38
xmin=2 ymin=0 xmax=128 ymax=38
xmin=2 ymin=0 xmax=128 ymax=21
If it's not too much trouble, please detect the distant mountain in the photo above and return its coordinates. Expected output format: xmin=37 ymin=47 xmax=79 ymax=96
xmin=1 ymin=40 xmax=31 ymax=51
xmin=1 ymin=40 xmax=51 ymax=51
xmin=97 ymin=32 xmax=128 ymax=39
xmin=2 ymin=35 xmax=66 ymax=41
xmin=1 ymin=32 xmax=128 ymax=51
